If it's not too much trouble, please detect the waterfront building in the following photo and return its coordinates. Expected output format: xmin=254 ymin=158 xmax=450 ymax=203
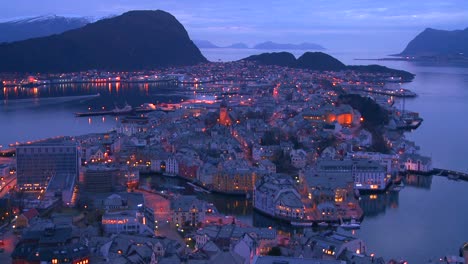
xmin=347 ymin=151 xmax=399 ymax=174
xmin=400 ymin=153 xmax=433 ymax=173
xmin=315 ymin=159 xmax=390 ymax=191
xmin=170 ymin=195 xmax=206 ymax=227
xmin=120 ymin=166 xmax=139 ymax=189
xmin=213 ymin=160 xmax=258 ymax=194
xmin=16 ymin=140 xmax=79 ymax=191
xmin=290 ymin=231 xmax=369 ymax=261
xmin=197 ymin=162 xmax=217 ymax=187
xmin=254 ymin=174 xmax=305 ymax=221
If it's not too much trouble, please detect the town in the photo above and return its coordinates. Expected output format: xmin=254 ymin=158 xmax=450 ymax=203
xmin=1 ymin=59 xmax=461 ymax=264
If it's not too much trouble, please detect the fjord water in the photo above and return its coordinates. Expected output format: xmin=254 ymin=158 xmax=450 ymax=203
xmin=0 ymin=83 xmax=187 ymax=147
xmin=1 ymin=49 xmax=468 ymax=262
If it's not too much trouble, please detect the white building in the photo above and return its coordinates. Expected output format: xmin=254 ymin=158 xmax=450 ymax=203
xmin=102 ymin=210 xmax=143 ymax=234
xmin=401 ymin=153 xmax=432 ymax=173
xmin=290 ymin=149 xmax=307 ymax=169
xmin=316 ymin=159 xmax=390 ymax=191
xmin=254 ymin=174 xmax=305 ymax=221
xmin=165 ymin=156 xmax=179 ymax=176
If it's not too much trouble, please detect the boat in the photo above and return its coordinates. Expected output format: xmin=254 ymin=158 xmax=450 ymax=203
xmin=340 ymin=218 xmax=361 ymax=229
xmin=291 ymin=221 xmax=313 ymax=227
xmin=317 ymin=222 xmax=329 ymax=227
xmin=113 ymin=103 xmax=132 ymax=114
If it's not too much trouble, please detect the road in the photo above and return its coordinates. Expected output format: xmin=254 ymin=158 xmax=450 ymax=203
xmin=0 ymin=226 xmax=18 ymax=263
xmin=0 ymin=177 xmax=16 ymax=198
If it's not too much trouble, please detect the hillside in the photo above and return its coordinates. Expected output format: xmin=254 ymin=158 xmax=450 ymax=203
xmin=242 ymin=52 xmax=414 ymax=80
xmin=0 ymin=10 xmax=207 ymax=73
xmin=399 ymin=27 xmax=468 ymax=56
xmin=243 ymin=52 xmax=297 ymax=67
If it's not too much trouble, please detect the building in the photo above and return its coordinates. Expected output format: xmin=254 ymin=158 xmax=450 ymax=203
xmin=195 ymin=225 xmax=276 ymax=254
xmin=219 ymin=100 xmax=232 ymax=126
xmin=83 ymin=165 xmax=118 ymax=193
xmin=254 ymin=174 xmax=305 ymax=221
xmin=315 ymin=159 xmax=390 ymax=191
xmin=213 ymin=160 xmax=258 ymax=194
xmin=285 ymin=231 xmax=379 ymax=263
xmin=11 ymin=225 xmax=89 ymax=264
xmin=400 ymin=153 xmax=433 ymax=173
xmin=16 ymin=140 xmax=79 ymax=191
xmin=252 ymin=256 xmax=345 ymax=264
xmin=15 ymin=208 xmax=39 ymax=229
xmin=290 ymin=149 xmax=307 ymax=169
xmin=101 ymin=210 xmax=144 ymax=234
xmin=170 ymin=195 xmax=206 ymax=227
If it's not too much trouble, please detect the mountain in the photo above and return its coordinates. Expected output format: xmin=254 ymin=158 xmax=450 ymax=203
xmin=399 ymin=27 xmax=468 ymax=56
xmin=193 ymin=39 xmax=220 ymax=48
xmin=225 ymin=43 xmax=249 ymax=49
xmin=296 ymin=52 xmax=345 ymax=71
xmin=243 ymin=52 xmax=344 ymax=71
xmin=347 ymin=65 xmax=415 ymax=81
xmin=0 ymin=10 xmax=207 ymax=73
xmin=0 ymin=15 xmax=90 ymax=43
xmin=253 ymin=41 xmax=325 ymax=50
xmin=242 ymin=52 xmax=414 ymax=81
xmin=243 ymin=52 xmax=297 ymax=67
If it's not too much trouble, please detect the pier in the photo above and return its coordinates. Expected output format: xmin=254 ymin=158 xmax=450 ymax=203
xmin=433 ymin=168 xmax=468 ymax=181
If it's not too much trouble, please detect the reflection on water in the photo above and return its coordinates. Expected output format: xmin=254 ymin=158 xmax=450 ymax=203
xmin=359 ymin=191 xmax=400 ymax=217
xmin=0 ymin=82 xmax=189 ymax=147
xmin=405 ymin=174 xmax=433 ymax=189
xmin=1 ymin=82 xmax=186 ymax=108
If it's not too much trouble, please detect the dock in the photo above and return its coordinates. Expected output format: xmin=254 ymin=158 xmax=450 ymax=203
xmin=75 ymin=108 xmax=163 ymax=117
xmin=433 ymin=168 xmax=468 ymax=181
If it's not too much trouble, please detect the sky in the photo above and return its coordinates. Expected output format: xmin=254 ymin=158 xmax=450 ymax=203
xmin=1 ymin=0 xmax=467 ymax=52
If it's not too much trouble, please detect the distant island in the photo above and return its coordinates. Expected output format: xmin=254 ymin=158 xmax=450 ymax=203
xmin=243 ymin=52 xmax=415 ymax=81
xmin=253 ymin=41 xmax=325 ymax=50
xmin=0 ymin=15 xmax=89 ymax=43
xmin=0 ymin=10 xmax=207 ymax=73
xmin=226 ymin=43 xmax=249 ymax=49
xmin=193 ymin=40 xmax=249 ymax=49
xmin=194 ymin=40 xmax=325 ymax=50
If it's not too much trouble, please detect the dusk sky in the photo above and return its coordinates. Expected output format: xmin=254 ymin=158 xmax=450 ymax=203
xmin=2 ymin=0 xmax=468 ymax=52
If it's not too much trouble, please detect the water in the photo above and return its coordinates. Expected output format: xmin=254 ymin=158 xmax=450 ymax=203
xmin=0 ymin=82 xmax=188 ymax=147
xmin=357 ymin=175 xmax=468 ymax=263
xmin=1 ymin=48 xmax=468 ymax=262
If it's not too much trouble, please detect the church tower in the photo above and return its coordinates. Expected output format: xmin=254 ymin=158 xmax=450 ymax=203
xmin=219 ymin=100 xmax=231 ymax=126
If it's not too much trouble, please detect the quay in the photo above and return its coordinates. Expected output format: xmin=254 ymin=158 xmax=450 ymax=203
xmin=74 ymin=108 xmax=155 ymax=117
xmin=74 ymin=107 xmax=176 ymax=117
